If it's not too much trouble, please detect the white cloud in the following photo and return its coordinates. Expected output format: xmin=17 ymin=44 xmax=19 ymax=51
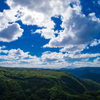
xmin=63 ymin=53 xmax=100 ymax=60
xmin=0 ymin=9 xmax=19 ymax=31
xmin=0 ymin=23 xmax=23 ymax=42
xmin=72 ymin=61 xmax=94 ymax=67
xmin=3 ymin=0 xmax=100 ymax=45
xmin=94 ymin=57 xmax=100 ymax=63
xmin=1 ymin=0 xmax=80 ymax=42
xmin=0 ymin=46 xmax=8 ymax=54
xmin=41 ymin=51 xmax=64 ymax=63
xmin=0 ymin=46 xmax=6 ymax=49
xmin=40 ymin=51 xmax=100 ymax=64
xmin=0 ymin=47 xmax=100 ymax=68
xmin=0 ymin=0 xmax=100 ymax=68
xmin=8 ymin=0 xmax=99 ymax=57
xmin=0 ymin=47 xmax=42 ymax=65
xmin=18 ymin=9 xmax=45 ymax=25
xmin=98 ymin=0 xmax=100 ymax=5
xmin=5 ymin=0 xmax=80 ymax=27
xmin=6 ymin=0 xmax=79 ymax=14
xmin=90 ymin=39 xmax=100 ymax=47
xmin=0 ymin=48 xmax=30 ymax=60
xmin=60 ymin=44 xmax=87 ymax=53
xmin=0 ymin=8 xmax=24 ymax=42
xmin=0 ymin=0 xmax=76 ymax=43
xmin=44 ymin=11 xmax=100 ymax=48
xmin=8 ymin=48 xmax=29 ymax=58
xmin=33 ymin=20 xmax=55 ymax=39
xmin=72 ymin=57 xmax=100 ymax=68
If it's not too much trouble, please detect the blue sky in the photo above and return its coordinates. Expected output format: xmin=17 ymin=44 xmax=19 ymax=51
xmin=0 ymin=0 xmax=100 ymax=68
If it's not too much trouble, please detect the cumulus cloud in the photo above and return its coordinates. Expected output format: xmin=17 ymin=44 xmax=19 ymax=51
xmin=33 ymin=21 xmax=55 ymax=39
xmin=90 ymin=39 xmax=100 ymax=47
xmin=18 ymin=9 xmax=45 ymax=25
xmin=63 ymin=53 xmax=100 ymax=59
xmin=0 ymin=23 xmax=23 ymax=42
xmin=0 ymin=48 xmax=41 ymax=67
xmin=1 ymin=0 xmax=80 ymax=42
xmin=6 ymin=0 xmax=79 ymax=14
xmin=94 ymin=57 xmax=100 ymax=63
xmin=41 ymin=51 xmax=100 ymax=64
xmin=0 ymin=46 xmax=6 ymax=49
xmin=0 ymin=46 xmax=8 ymax=54
xmin=4 ymin=0 xmax=100 ymax=46
xmin=0 ymin=8 xmax=24 ymax=42
xmin=60 ymin=44 xmax=87 ymax=53
xmin=44 ymin=11 xmax=100 ymax=48
xmin=0 ymin=48 xmax=30 ymax=61
xmin=98 ymin=0 xmax=100 ymax=5
xmin=0 ymin=0 xmax=100 ymax=68
xmin=41 ymin=51 xmax=64 ymax=63
xmin=6 ymin=0 xmax=59 ymax=26
xmin=0 ymin=47 xmax=100 ymax=68
xmin=72 ymin=57 xmax=100 ymax=68
xmin=93 ymin=57 xmax=100 ymax=67
xmin=0 ymin=9 xmax=19 ymax=31
xmin=8 ymin=48 xmax=29 ymax=58
xmin=5 ymin=0 xmax=80 ymax=26
xmin=72 ymin=61 xmax=94 ymax=67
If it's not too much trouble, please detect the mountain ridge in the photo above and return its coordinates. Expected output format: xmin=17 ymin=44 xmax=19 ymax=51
xmin=59 ymin=67 xmax=100 ymax=77
xmin=0 ymin=67 xmax=100 ymax=100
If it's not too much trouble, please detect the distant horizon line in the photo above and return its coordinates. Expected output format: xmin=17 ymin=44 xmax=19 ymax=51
xmin=1 ymin=66 xmax=100 ymax=69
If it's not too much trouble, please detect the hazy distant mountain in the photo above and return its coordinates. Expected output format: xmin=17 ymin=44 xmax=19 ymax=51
xmin=80 ymin=72 xmax=100 ymax=83
xmin=59 ymin=67 xmax=100 ymax=77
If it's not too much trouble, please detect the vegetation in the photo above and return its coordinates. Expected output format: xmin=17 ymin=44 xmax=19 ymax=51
xmin=60 ymin=67 xmax=100 ymax=77
xmin=80 ymin=72 xmax=100 ymax=83
xmin=0 ymin=67 xmax=100 ymax=100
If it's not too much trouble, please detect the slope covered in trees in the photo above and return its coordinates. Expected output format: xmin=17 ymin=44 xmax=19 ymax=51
xmin=60 ymin=67 xmax=100 ymax=77
xmin=80 ymin=72 xmax=100 ymax=83
xmin=0 ymin=67 xmax=100 ymax=100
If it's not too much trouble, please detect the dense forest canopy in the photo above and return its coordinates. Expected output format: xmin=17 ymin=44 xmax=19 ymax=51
xmin=0 ymin=67 xmax=100 ymax=100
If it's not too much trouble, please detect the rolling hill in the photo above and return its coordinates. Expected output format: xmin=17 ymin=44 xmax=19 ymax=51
xmin=0 ymin=67 xmax=100 ymax=100
xmin=80 ymin=72 xmax=100 ymax=83
xmin=60 ymin=67 xmax=100 ymax=77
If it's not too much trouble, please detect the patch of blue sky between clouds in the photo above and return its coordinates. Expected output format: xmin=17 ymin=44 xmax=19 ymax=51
xmin=0 ymin=0 xmax=10 ymax=12
xmin=51 ymin=15 xmax=64 ymax=32
xmin=80 ymin=0 xmax=100 ymax=17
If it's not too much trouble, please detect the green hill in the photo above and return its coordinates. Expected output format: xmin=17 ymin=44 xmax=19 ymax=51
xmin=0 ymin=67 xmax=100 ymax=100
xmin=60 ymin=67 xmax=100 ymax=77
xmin=80 ymin=72 xmax=100 ymax=83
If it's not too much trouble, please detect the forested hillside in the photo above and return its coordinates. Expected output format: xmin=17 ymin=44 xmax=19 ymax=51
xmin=80 ymin=72 xmax=100 ymax=83
xmin=60 ymin=67 xmax=100 ymax=77
xmin=0 ymin=67 xmax=100 ymax=100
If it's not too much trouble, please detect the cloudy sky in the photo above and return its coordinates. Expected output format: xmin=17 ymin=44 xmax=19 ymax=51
xmin=0 ymin=0 xmax=100 ymax=68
